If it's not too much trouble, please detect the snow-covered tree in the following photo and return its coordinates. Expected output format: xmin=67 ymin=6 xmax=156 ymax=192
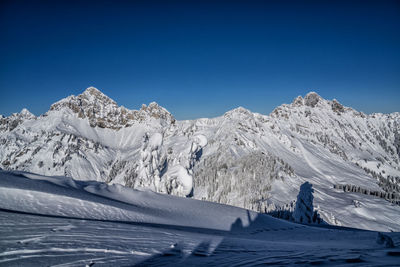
xmin=293 ymin=182 xmax=315 ymax=224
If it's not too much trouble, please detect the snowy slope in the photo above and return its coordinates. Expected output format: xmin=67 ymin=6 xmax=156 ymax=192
xmin=1 ymin=87 xmax=399 ymax=231
xmin=0 ymin=169 xmax=276 ymax=231
xmin=0 ymin=170 xmax=399 ymax=266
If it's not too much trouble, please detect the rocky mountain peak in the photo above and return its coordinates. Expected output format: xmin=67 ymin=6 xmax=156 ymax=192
xmin=290 ymin=92 xmax=328 ymax=108
xmin=273 ymin=92 xmax=349 ymax=120
xmin=292 ymin=96 xmax=304 ymax=106
xmin=0 ymin=108 xmax=36 ymax=132
xmin=140 ymin=102 xmax=160 ymax=112
xmin=48 ymin=88 xmax=175 ymax=129
xmin=304 ymin=91 xmax=322 ymax=107
xmin=291 ymin=92 xmax=347 ymax=113
xmin=331 ymin=99 xmax=345 ymax=113
xmin=19 ymin=108 xmax=36 ymax=119
xmin=83 ymin=86 xmax=102 ymax=96
xmin=50 ymin=87 xmax=117 ymax=112
xmin=139 ymin=102 xmax=175 ymax=123
xmin=224 ymin=106 xmax=252 ymax=117
xmin=80 ymin=87 xmax=116 ymax=105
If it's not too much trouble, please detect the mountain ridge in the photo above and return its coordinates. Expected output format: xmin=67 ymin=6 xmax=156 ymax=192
xmin=1 ymin=87 xmax=399 ymax=231
xmin=4 ymin=88 xmax=399 ymax=122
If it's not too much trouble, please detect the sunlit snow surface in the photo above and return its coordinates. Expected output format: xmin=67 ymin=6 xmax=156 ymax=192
xmin=1 ymin=170 xmax=400 ymax=266
xmin=2 ymin=89 xmax=400 ymax=232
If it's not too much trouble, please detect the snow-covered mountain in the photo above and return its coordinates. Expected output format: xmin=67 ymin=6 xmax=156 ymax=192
xmin=1 ymin=87 xmax=400 ymax=231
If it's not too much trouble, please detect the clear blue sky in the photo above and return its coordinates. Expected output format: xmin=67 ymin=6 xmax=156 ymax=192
xmin=1 ymin=0 xmax=399 ymax=119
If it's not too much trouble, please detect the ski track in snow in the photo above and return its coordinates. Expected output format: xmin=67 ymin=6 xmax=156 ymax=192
xmin=1 ymin=211 xmax=400 ymax=266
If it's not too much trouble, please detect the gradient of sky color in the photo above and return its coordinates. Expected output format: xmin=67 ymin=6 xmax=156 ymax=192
xmin=1 ymin=0 xmax=399 ymax=119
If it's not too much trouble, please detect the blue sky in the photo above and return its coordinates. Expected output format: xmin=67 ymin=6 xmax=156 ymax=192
xmin=1 ymin=0 xmax=399 ymax=119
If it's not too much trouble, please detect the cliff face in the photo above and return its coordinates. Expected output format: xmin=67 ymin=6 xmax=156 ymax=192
xmin=49 ymin=87 xmax=175 ymax=129
xmin=0 ymin=108 xmax=36 ymax=132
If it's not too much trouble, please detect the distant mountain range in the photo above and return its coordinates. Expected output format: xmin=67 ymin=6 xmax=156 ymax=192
xmin=1 ymin=87 xmax=399 ymax=231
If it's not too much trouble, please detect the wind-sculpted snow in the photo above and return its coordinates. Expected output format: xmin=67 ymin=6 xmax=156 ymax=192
xmin=0 ymin=170 xmax=400 ymax=266
xmin=135 ymin=132 xmax=165 ymax=190
xmin=1 ymin=88 xmax=400 ymax=231
xmin=0 ymin=170 xmax=291 ymax=231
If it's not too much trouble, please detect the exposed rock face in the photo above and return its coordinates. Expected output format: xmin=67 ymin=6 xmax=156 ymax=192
xmin=140 ymin=102 xmax=175 ymax=123
xmin=304 ymin=92 xmax=321 ymax=107
xmin=0 ymin=108 xmax=36 ymax=132
xmin=331 ymin=99 xmax=345 ymax=113
xmin=1 ymin=87 xmax=400 ymax=231
xmin=50 ymin=87 xmax=175 ymax=129
xmin=292 ymin=96 xmax=304 ymax=106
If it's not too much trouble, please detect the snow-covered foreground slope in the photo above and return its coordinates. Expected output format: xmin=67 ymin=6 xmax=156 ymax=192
xmin=1 ymin=170 xmax=400 ymax=266
xmin=0 ymin=169 xmax=279 ymax=231
xmin=1 ymin=87 xmax=400 ymax=231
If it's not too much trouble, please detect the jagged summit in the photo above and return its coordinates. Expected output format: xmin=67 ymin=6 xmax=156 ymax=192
xmin=80 ymin=87 xmax=116 ymax=105
xmin=290 ymin=91 xmax=324 ymax=108
xmin=83 ymin=86 xmax=103 ymax=96
xmin=140 ymin=102 xmax=175 ymax=122
xmin=304 ymin=91 xmax=322 ymax=107
xmin=140 ymin=101 xmax=164 ymax=112
xmin=48 ymin=87 xmax=174 ymax=129
xmin=288 ymin=92 xmax=350 ymax=115
xmin=291 ymin=92 xmax=326 ymax=107
xmin=0 ymin=108 xmax=36 ymax=132
xmin=271 ymin=91 xmax=355 ymax=121
xmin=19 ymin=108 xmax=35 ymax=118
xmin=50 ymin=87 xmax=117 ymax=111
xmin=292 ymin=95 xmax=304 ymax=106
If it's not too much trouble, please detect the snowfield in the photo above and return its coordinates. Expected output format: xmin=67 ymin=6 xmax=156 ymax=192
xmin=0 ymin=170 xmax=400 ymax=266
xmin=1 ymin=87 xmax=400 ymax=233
